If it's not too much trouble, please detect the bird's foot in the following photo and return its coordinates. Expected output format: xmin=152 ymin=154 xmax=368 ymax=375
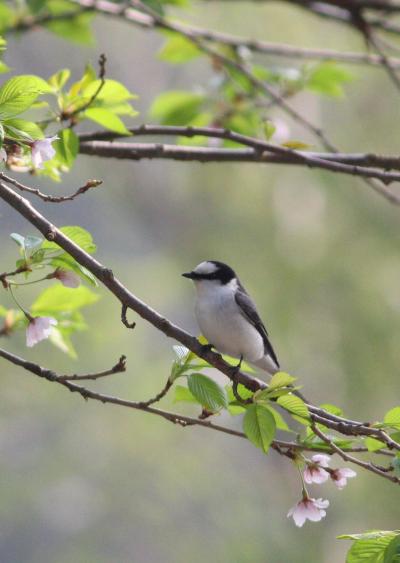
xmin=201 ymin=343 xmax=214 ymax=353
xmin=231 ymin=356 xmax=252 ymax=405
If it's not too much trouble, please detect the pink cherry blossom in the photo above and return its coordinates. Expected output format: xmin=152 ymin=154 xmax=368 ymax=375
xmin=26 ymin=316 xmax=57 ymax=347
xmin=54 ymin=269 xmax=80 ymax=288
xmin=31 ymin=136 xmax=58 ymax=169
xmin=331 ymin=468 xmax=357 ymax=490
xmin=287 ymin=497 xmax=329 ymax=527
xmin=0 ymin=147 xmax=7 ymax=163
xmin=303 ymin=454 xmax=331 ymax=484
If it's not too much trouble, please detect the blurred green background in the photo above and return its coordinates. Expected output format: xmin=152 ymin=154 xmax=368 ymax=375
xmin=1 ymin=2 xmax=400 ymax=562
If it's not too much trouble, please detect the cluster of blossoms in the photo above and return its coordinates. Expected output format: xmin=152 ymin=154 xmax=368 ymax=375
xmin=288 ymin=454 xmax=357 ymax=527
xmin=0 ymin=135 xmax=58 ymax=170
xmin=25 ymin=268 xmax=81 ymax=347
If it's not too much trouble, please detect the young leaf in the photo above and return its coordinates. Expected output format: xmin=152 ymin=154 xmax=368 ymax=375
xmin=10 ymin=232 xmax=26 ymax=250
xmin=45 ymin=12 xmax=95 ymax=45
xmin=54 ymin=129 xmax=79 ymax=167
xmin=277 ymin=394 xmax=309 ymax=420
xmin=187 ymin=373 xmax=228 ymax=411
xmin=150 ymin=91 xmax=205 ymax=125
xmin=4 ymin=118 xmax=44 ymax=141
xmin=0 ymin=75 xmax=51 ymax=119
xmin=268 ymin=371 xmax=297 ymax=391
xmin=84 ymin=108 xmax=131 ymax=135
xmin=158 ymin=34 xmax=201 ymax=64
xmin=31 ymin=285 xmax=99 ymax=315
xmin=365 ymin=437 xmax=386 ymax=452
xmin=48 ymin=68 xmax=71 ymax=91
xmin=384 ymin=407 xmax=400 ymax=430
xmin=243 ymin=404 xmax=276 ymax=453
xmin=41 ymin=226 xmax=96 ymax=254
xmin=173 ymin=385 xmax=198 ymax=404
xmin=306 ymin=62 xmax=353 ymax=98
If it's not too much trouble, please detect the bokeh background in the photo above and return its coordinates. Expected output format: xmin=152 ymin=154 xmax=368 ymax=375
xmin=1 ymin=3 xmax=400 ymax=562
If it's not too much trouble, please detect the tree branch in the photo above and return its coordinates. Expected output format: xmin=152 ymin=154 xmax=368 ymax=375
xmin=0 ymin=180 xmax=399 ymax=456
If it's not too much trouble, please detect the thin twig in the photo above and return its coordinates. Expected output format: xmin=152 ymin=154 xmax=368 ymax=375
xmin=0 ymin=173 xmax=102 ymax=203
xmin=58 ymin=354 xmax=126 ymax=381
xmin=311 ymin=423 xmax=400 ymax=485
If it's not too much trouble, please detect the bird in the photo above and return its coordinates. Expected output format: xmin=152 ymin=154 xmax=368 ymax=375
xmin=182 ymin=260 xmax=280 ymax=376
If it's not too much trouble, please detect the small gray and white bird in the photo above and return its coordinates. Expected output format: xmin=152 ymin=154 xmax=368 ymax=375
xmin=182 ymin=260 xmax=280 ymax=376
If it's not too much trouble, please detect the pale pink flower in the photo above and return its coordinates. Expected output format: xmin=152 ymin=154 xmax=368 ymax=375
xmin=303 ymin=454 xmax=331 ymax=484
xmin=31 ymin=136 xmax=58 ymax=169
xmin=0 ymin=147 xmax=7 ymax=163
xmin=331 ymin=468 xmax=357 ymax=490
xmin=54 ymin=269 xmax=80 ymax=288
xmin=26 ymin=316 xmax=57 ymax=347
xmin=287 ymin=497 xmax=329 ymax=527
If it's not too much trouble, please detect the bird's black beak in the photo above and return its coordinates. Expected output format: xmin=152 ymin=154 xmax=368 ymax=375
xmin=182 ymin=271 xmax=195 ymax=279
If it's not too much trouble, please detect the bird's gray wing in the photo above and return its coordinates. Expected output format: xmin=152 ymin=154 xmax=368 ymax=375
xmin=235 ymin=286 xmax=280 ymax=368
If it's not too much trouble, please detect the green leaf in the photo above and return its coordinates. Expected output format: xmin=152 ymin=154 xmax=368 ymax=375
xmin=320 ymin=403 xmax=343 ymax=417
xmin=0 ymin=75 xmax=51 ymax=119
xmin=365 ymin=437 xmax=386 ymax=452
xmin=24 ymin=235 xmax=43 ymax=252
xmin=50 ymin=254 xmax=98 ymax=287
xmin=266 ymin=405 xmax=292 ymax=432
xmin=243 ymin=404 xmax=276 ymax=453
xmin=83 ymin=79 xmax=137 ymax=106
xmin=48 ymin=68 xmax=71 ymax=91
xmin=158 ymin=34 xmax=201 ymax=64
xmin=150 ymin=91 xmax=205 ymax=125
xmin=10 ymin=232 xmax=26 ymax=249
xmin=0 ymin=61 xmax=10 ymax=74
xmin=45 ymin=12 xmax=95 ymax=45
xmin=268 ymin=371 xmax=297 ymax=391
xmin=277 ymin=394 xmax=310 ymax=420
xmin=173 ymin=385 xmax=198 ymax=404
xmin=4 ymin=118 xmax=44 ymax=141
xmin=306 ymin=62 xmax=353 ymax=98
xmin=41 ymin=226 xmax=96 ymax=254
xmin=31 ymin=285 xmax=99 ymax=315
xmin=54 ymin=128 xmax=78 ymax=167
xmin=84 ymin=108 xmax=131 ymax=135
xmin=384 ymin=407 xmax=400 ymax=430
xmin=187 ymin=373 xmax=228 ymax=411
xmin=384 ymin=535 xmax=400 ymax=563
xmin=341 ymin=531 xmax=398 ymax=563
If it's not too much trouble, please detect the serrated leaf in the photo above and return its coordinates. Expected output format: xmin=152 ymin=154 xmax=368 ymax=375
xmin=84 ymin=108 xmax=131 ymax=135
xmin=187 ymin=373 xmax=228 ymax=411
xmin=0 ymin=75 xmax=51 ymax=119
xmin=320 ymin=403 xmax=343 ymax=417
xmin=31 ymin=285 xmax=99 ymax=314
xmin=4 ymin=118 xmax=44 ymax=141
xmin=243 ymin=404 xmax=276 ymax=453
xmin=268 ymin=371 xmax=297 ymax=391
xmin=266 ymin=405 xmax=292 ymax=432
xmin=344 ymin=532 xmax=397 ymax=563
xmin=277 ymin=394 xmax=309 ymax=420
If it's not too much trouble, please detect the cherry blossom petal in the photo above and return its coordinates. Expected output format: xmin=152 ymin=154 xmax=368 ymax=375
xmin=287 ymin=497 xmax=329 ymax=527
xmin=26 ymin=316 xmax=57 ymax=347
xmin=55 ymin=269 xmax=80 ymax=288
xmin=332 ymin=468 xmax=357 ymax=489
xmin=311 ymin=454 xmax=331 ymax=467
xmin=31 ymin=136 xmax=58 ymax=169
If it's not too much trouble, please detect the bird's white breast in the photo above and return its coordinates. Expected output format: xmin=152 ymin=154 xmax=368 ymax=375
xmin=194 ymin=279 xmax=265 ymax=362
